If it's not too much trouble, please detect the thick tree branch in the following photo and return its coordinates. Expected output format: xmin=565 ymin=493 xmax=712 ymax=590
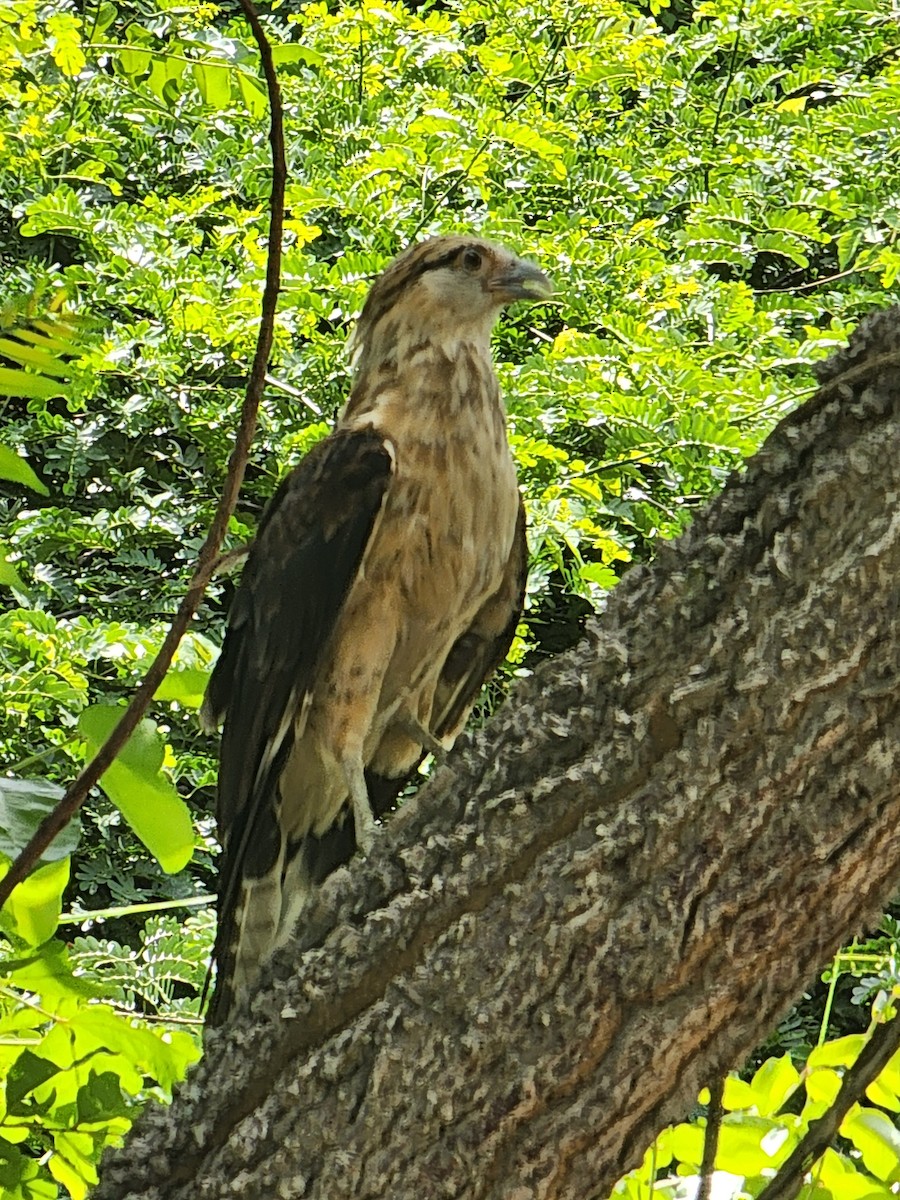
xmin=0 ymin=1 xmax=285 ymax=909
xmin=96 ymin=311 xmax=900 ymax=1199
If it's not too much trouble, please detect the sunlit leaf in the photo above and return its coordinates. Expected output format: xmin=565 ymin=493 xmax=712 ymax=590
xmin=749 ymin=1054 xmax=801 ymax=1116
xmin=842 ymin=1107 xmax=900 ymax=1183
xmin=0 ymin=856 xmax=70 ymax=946
xmin=0 ymin=446 xmax=48 ymax=493
xmin=0 ymin=545 xmax=28 ymax=593
xmin=77 ymin=706 xmax=194 ymax=874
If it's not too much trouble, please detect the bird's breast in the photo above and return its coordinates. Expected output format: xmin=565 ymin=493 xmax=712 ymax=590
xmin=382 ymin=425 xmax=518 ymax=618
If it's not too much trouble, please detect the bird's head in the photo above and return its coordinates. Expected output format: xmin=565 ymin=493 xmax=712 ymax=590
xmin=349 ymin=236 xmax=553 ymax=366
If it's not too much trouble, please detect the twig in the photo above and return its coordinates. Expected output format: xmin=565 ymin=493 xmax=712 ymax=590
xmin=0 ymin=0 xmax=286 ymax=911
xmin=703 ymin=0 xmax=746 ymax=201
xmin=696 ymin=1075 xmax=725 ymax=1200
xmin=58 ymin=894 xmax=216 ymax=924
xmin=755 ymin=1014 xmax=900 ymax=1200
xmin=754 ymin=266 xmax=860 ymax=295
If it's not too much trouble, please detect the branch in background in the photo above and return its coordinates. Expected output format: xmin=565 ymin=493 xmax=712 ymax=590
xmin=212 ymin=544 xmax=252 ymax=578
xmin=0 ymin=0 xmax=286 ymax=910
xmin=755 ymin=1015 xmax=900 ymax=1200
xmin=697 ymin=1075 xmax=725 ymax=1200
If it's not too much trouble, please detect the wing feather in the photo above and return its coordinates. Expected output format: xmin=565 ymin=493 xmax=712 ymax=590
xmin=203 ymin=427 xmax=394 ymax=1015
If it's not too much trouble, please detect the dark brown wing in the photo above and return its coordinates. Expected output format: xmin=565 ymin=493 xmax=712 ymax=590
xmin=432 ymin=496 xmax=528 ymax=740
xmin=201 ymin=427 xmax=394 ymax=1013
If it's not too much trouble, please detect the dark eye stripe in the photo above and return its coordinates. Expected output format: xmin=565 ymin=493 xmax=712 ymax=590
xmin=416 ymin=248 xmax=467 ymax=277
xmin=358 ymin=240 xmax=490 ymax=331
xmin=371 ymin=247 xmax=477 ymax=315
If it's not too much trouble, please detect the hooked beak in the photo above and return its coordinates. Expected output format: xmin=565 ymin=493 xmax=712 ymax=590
xmin=489 ymin=258 xmax=554 ymax=304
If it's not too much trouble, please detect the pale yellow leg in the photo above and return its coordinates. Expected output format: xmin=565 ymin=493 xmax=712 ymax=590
xmin=343 ymin=758 xmax=377 ymax=854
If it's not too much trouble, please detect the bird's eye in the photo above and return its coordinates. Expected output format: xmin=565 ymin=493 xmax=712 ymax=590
xmin=461 ymin=247 xmax=483 ymax=273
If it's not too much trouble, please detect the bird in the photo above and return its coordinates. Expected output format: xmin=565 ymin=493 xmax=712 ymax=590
xmin=200 ymin=235 xmax=553 ymax=1025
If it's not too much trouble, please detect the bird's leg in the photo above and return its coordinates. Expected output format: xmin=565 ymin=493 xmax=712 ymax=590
xmin=396 ymin=716 xmax=451 ymax=760
xmin=343 ymin=757 xmax=377 ymax=854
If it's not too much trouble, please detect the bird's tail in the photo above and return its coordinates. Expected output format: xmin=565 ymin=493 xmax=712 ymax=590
xmin=204 ymin=768 xmax=415 ymax=1026
xmin=206 ymin=855 xmax=314 ymax=1027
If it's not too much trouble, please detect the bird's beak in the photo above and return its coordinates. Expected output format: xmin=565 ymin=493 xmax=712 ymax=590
xmin=489 ymin=258 xmax=554 ymax=304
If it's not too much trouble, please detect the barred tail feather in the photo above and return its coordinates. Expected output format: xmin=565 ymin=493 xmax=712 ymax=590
xmin=207 ymin=851 xmax=315 ymax=1026
xmin=206 ymin=770 xmax=412 ymax=1025
xmin=207 ymin=871 xmax=284 ymax=1026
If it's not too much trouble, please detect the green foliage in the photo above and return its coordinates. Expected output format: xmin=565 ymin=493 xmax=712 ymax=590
xmin=0 ymin=778 xmax=75 ymax=946
xmin=1 ymin=0 xmax=900 ymax=1191
xmin=77 ymin=706 xmax=194 ymax=875
xmin=0 ymin=939 xmax=200 ymax=1200
xmin=70 ymin=908 xmax=214 ymax=1017
xmin=616 ymin=1009 xmax=900 ymax=1200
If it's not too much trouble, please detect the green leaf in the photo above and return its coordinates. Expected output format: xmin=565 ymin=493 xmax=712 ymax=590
xmin=804 ymin=1064 xmax=842 ymax=1107
xmin=0 ymin=447 xmax=48 ymax=495
xmin=75 ymin=1070 xmax=130 ymax=1123
xmin=870 ymin=1044 xmax=900 ymax=1112
xmin=0 ymin=941 xmax=105 ymax=1003
xmin=116 ymin=41 xmax=152 ymax=77
xmin=46 ymin=14 xmax=86 ymax=78
xmin=64 ymin=1006 xmax=200 ymax=1093
xmin=749 ymin=1054 xmax=801 ymax=1116
xmin=754 ymin=231 xmax=811 ymax=268
xmin=579 ymin=562 xmax=618 ymax=589
xmin=665 ymin=1121 xmax=704 ymax=1164
xmin=77 ymin=706 xmax=194 ymax=874
xmin=193 ymin=62 xmax=233 ymax=109
xmin=722 ymin=1074 xmax=757 ymax=1111
xmin=0 ymin=545 xmax=28 ymax=594
xmin=816 ymin=1146 xmax=897 ymax=1200
xmin=0 ymin=367 xmax=66 ymax=402
xmin=0 ymin=336 xmax=74 ymax=378
xmin=0 ymin=1136 xmax=58 ymax=1198
xmin=0 ymin=778 xmax=75 ymax=862
xmin=146 ymin=55 xmax=187 ymax=104
xmin=807 ymin=1034 xmax=866 ymax=1069
xmin=48 ymin=1128 xmax=101 ymax=1200
xmin=153 ymin=632 xmax=218 ymax=708
xmin=237 ymin=71 xmax=267 ymax=117
xmin=5 ymin=1050 xmax=62 ymax=1114
xmin=270 ymin=44 xmax=325 ymax=67
xmin=842 ymin=1107 xmax=900 ymax=1183
xmin=0 ymin=855 xmax=70 ymax=946
xmin=717 ymin=1114 xmax=794 ymax=1176
xmin=47 ymin=1150 xmax=91 ymax=1200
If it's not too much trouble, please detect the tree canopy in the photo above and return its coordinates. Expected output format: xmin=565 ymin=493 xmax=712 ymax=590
xmin=1 ymin=0 xmax=900 ymax=1195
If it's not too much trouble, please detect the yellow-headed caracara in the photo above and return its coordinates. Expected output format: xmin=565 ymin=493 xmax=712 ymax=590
xmin=201 ymin=236 xmax=552 ymax=1024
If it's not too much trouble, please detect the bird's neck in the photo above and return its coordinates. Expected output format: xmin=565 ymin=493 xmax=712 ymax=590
xmin=341 ymin=312 xmax=503 ymax=430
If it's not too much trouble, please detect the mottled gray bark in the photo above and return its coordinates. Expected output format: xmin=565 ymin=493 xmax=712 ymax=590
xmin=96 ymin=311 xmax=900 ymax=1200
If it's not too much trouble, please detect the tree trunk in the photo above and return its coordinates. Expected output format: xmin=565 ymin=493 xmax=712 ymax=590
xmin=95 ymin=310 xmax=900 ymax=1200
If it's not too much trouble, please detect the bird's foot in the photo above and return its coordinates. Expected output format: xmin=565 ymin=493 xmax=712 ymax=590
xmin=354 ymin=805 xmax=377 ymax=856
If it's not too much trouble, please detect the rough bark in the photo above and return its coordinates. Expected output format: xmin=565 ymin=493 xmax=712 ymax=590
xmin=95 ymin=310 xmax=900 ymax=1200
